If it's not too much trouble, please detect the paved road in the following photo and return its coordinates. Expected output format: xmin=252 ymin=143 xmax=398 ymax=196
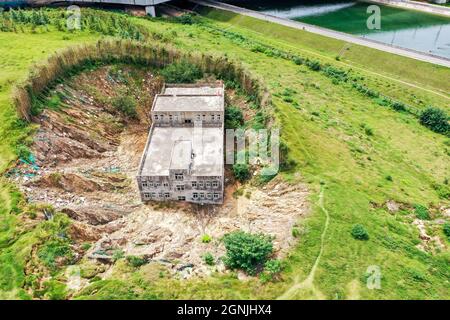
xmin=370 ymin=0 xmax=450 ymax=18
xmin=191 ymin=0 xmax=450 ymax=68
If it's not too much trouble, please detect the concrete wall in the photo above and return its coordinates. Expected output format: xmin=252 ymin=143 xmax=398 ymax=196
xmin=152 ymin=110 xmax=224 ymax=127
xmin=137 ymin=174 xmax=224 ymax=203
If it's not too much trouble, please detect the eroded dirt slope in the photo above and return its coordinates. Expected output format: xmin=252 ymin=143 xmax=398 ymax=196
xmin=10 ymin=65 xmax=309 ymax=281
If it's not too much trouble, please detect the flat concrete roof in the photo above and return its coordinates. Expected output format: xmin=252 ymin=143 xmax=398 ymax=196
xmin=153 ymin=95 xmax=223 ymax=112
xmin=140 ymin=126 xmax=223 ymax=177
xmin=170 ymin=140 xmax=192 ymax=171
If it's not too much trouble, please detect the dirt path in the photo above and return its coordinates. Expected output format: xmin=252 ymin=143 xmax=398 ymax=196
xmin=277 ymin=185 xmax=329 ymax=300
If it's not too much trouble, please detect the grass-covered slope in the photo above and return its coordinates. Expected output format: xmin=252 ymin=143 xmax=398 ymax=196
xmin=0 ymin=8 xmax=449 ymax=299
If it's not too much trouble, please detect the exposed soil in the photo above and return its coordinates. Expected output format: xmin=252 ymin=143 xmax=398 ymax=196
xmin=10 ymin=65 xmax=310 ymax=280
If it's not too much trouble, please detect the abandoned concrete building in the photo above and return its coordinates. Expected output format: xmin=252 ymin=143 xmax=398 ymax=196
xmin=137 ymin=82 xmax=225 ymax=204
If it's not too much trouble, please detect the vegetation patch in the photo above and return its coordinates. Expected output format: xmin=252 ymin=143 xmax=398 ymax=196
xmin=351 ymin=224 xmax=369 ymax=241
xmin=222 ymin=231 xmax=273 ymax=274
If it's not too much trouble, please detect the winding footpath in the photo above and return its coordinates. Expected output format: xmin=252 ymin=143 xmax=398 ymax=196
xmin=191 ymin=0 xmax=450 ymax=68
xmin=277 ymin=185 xmax=330 ymax=300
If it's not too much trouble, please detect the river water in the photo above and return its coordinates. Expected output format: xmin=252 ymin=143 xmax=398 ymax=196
xmin=222 ymin=0 xmax=450 ymax=59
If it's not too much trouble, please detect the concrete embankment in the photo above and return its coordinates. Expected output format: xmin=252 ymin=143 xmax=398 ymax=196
xmin=366 ymin=0 xmax=450 ymax=18
xmin=191 ymin=0 xmax=450 ymax=68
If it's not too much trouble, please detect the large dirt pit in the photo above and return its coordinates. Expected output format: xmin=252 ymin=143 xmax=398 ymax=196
xmin=10 ymin=66 xmax=309 ymax=277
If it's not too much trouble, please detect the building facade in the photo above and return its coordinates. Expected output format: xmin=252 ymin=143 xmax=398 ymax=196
xmin=136 ymin=82 xmax=225 ymax=204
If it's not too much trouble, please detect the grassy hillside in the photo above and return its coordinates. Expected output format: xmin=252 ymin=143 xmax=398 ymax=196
xmin=0 ymin=8 xmax=449 ymax=299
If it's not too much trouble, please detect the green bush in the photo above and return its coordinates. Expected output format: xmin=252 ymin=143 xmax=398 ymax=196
xmin=203 ymin=252 xmax=215 ymax=266
xmin=176 ymin=13 xmax=196 ymax=25
xmin=222 ymin=231 xmax=273 ymax=274
xmin=419 ymin=107 xmax=449 ymax=134
xmin=112 ymin=94 xmax=137 ymax=118
xmin=292 ymin=227 xmax=300 ymax=238
xmin=443 ymin=223 xmax=450 ymax=241
xmin=160 ymin=61 xmax=202 ymax=83
xmin=414 ymin=204 xmax=430 ymax=220
xmin=38 ymin=239 xmax=73 ymax=271
xmin=126 ymin=255 xmax=148 ymax=268
xmin=225 ymin=105 xmax=244 ymax=129
xmin=112 ymin=249 xmax=124 ymax=261
xmin=232 ymin=163 xmax=250 ymax=182
xmin=351 ymin=224 xmax=369 ymax=240
xmin=41 ymin=280 xmax=67 ymax=300
xmin=260 ymin=259 xmax=283 ymax=282
xmin=364 ymin=126 xmax=374 ymax=136
xmin=201 ymin=234 xmax=212 ymax=243
xmin=391 ymin=101 xmax=406 ymax=112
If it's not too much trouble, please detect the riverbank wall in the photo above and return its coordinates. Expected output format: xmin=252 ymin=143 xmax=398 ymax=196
xmin=366 ymin=0 xmax=450 ymax=17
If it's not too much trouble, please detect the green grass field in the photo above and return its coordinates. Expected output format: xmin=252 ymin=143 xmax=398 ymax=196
xmin=0 ymin=7 xmax=449 ymax=300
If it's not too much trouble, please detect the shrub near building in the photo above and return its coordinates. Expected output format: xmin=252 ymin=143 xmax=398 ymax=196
xmin=222 ymin=231 xmax=273 ymax=274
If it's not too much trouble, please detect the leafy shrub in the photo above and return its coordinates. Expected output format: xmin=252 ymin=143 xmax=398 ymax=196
xmin=40 ymin=280 xmax=67 ymax=300
xmin=15 ymin=144 xmax=31 ymax=159
xmin=419 ymin=107 xmax=449 ymax=134
xmin=160 ymin=61 xmax=202 ymax=83
xmin=351 ymin=224 xmax=369 ymax=240
xmin=260 ymin=259 xmax=283 ymax=282
xmin=112 ymin=94 xmax=137 ymax=118
xmin=443 ymin=223 xmax=450 ymax=241
xmin=38 ymin=239 xmax=73 ymax=271
xmin=251 ymin=111 xmax=268 ymax=130
xmin=81 ymin=243 xmax=91 ymax=251
xmin=201 ymin=234 xmax=212 ymax=243
xmin=126 ymin=255 xmax=148 ymax=268
xmin=279 ymin=141 xmax=297 ymax=171
xmin=232 ymin=163 xmax=250 ymax=182
xmin=391 ymin=101 xmax=406 ymax=112
xmin=364 ymin=126 xmax=374 ymax=136
xmin=222 ymin=231 xmax=273 ymax=274
xmin=112 ymin=249 xmax=124 ymax=261
xmin=203 ymin=252 xmax=215 ymax=266
xmin=176 ymin=13 xmax=196 ymax=25
xmin=414 ymin=205 xmax=430 ymax=220
xmin=306 ymin=59 xmax=321 ymax=71
xmin=225 ymin=105 xmax=244 ymax=129
xmin=292 ymin=227 xmax=300 ymax=238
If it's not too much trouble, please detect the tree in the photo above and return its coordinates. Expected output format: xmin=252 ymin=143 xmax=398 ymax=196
xmin=232 ymin=163 xmax=250 ymax=182
xmin=443 ymin=222 xmax=450 ymax=241
xmin=160 ymin=61 xmax=202 ymax=83
xmin=222 ymin=231 xmax=273 ymax=274
xmin=112 ymin=94 xmax=137 ymax=119
xmin=351 ymin=224 xmax=369 ymax=240
xmin=225 ymin=105 xmax=244 ymax=129
xmin=419 ymin=107 xmax=449 ymax=134
xmin=260 ymin=259 xmax=283 ymax=282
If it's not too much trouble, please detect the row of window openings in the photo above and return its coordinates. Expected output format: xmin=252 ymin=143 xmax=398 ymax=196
xmin=141 ymin=181 xmax=169 ymax=188
xmin=143 ymin=193 xmax=219 ymax=200
xmin=154 ymin=114 xmax=221 ymax=121
xmin=144 ymin=192 xmax=170 ymax=199
xmin=193 ymin=193 xmax=220 ymax=200
xmin=142 ymin=181 xmax=219 ymax=189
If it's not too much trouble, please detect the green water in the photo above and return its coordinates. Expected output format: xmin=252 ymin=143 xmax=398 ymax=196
xmin=223 ymin=0 xmax=450 ymax=59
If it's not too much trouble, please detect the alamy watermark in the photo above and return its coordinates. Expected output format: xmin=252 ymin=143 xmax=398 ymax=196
xmin=66 ymin=5 xmax=81 ymax=31
xmin=366 ymin=265 xmax=381 ymax=290
xmin=367 ymin=5 xmax=381 ymax=30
